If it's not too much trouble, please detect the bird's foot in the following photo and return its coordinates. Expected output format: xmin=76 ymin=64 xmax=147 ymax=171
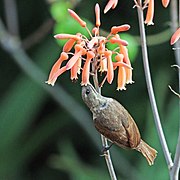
xmin=100 ymin=142 xmax=114 ymax=156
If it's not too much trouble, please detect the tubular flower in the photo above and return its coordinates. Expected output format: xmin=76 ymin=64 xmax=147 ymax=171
xmin=104 ymin=0 xmax=118 ymax=13
xmin=162 ymin=0 xmax=170 ymax=8
xmin=46 ymin=52 xmax=68 ymax=86
xmin=170 ymin=28 xmax=180 ymax=45
xmin=46 ymin=4 xmax=133 ymax=90
xmin=104 ymin=50 xmax=114 ymax=84
xmin=81 ymin=51 xmax=95 ymax=85
xmin=144 ymin=0 xmax=154 ymax=25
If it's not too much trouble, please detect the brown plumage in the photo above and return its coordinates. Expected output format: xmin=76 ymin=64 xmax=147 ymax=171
xmin=82 ymin=84 xmax=157 ymax=165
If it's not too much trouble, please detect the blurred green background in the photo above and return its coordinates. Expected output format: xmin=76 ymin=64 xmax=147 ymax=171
xmin=0 ymin=0 xmax=179 ymax=179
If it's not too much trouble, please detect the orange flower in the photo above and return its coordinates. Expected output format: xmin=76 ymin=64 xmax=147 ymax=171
xmin=116 ymin=54 xmax=126 ymax=90
xmin=68 ymin=9 xmax=86 ymax=27
xmin=66 ymin=44 xmax=86 ymax=70
xmin=97 ymin=39 xmax=106 ymax=54
xmin=71 ymin=59 xmax=79 ymax=80
xmin=104 ymin=0 xmax=118 ymax=14
xmin=95 ymin=3 xmax=101 ymax=27
xmin=92 ymin=27 xmax=99 ymax=36
xmin=104 ymin=50 xmax=114 ymax=84
xmin=47 ymin=66 xmax=67 ymax=86
xmin=110 ymin=25 xmax=130 ymax=35
xmin=145 ymin=0 xmax=154 ymax=25
xmin=81 ymin=51 xmax=95 ymax=85
xmin=114 ymin=54 xmax=133 ymax=90
xmin=46 ymin=52 xmax=68 ymax=86
xmin=47 ymin=4 xmax=132 ymax=90
xmin=170 ymin=28 xmax=180 ymax=45
xmin=54 ymin=34 xmax=81 ymax=41
xmin=162 ymin=0 xmax=170 ymax=8
xmin=110 ymin=36 xmax=128 ymax=46
xmin=99 ymin=56 xmax=108 ymax=72
xmin=119 ymin=45 xmax=133 ymax=84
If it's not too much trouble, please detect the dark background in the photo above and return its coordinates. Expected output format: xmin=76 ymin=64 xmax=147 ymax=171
xmin=0 ymin=0 xmax=179 ymax=179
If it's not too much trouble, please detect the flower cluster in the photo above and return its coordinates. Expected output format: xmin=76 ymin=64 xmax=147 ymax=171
xmin=46 ymin=3 xmax=133 ymax=90
xmin=104 ymin=0 xmax=170 ymax=25
xmin=105 ymin=0 xmax=180 ymax=45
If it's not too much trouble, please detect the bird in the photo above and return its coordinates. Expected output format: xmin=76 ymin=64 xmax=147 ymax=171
xmin=81 ymin=83 xmax=157 ymax=165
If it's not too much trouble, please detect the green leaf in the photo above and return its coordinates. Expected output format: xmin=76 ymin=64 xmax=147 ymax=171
xmin=50 ymin=0 xmax=71 ymax=22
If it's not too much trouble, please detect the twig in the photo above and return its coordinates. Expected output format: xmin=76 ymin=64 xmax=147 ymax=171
xmin=169 ymin=1 xmax=180 ymax=179
xmin=92 ymin=62 xmax=117 ymax=180
xmin=168 ymin=85 xmax=180 ymax=98
xmin=4 ymin=0 xmax=19 ymax=36
xmin=22 ymin=19 xmax=54 ymax=49
xmin=171 ymin=64 xmax=180 ymax=69
xmin=136 ymin=0 xmax=173 ymax=173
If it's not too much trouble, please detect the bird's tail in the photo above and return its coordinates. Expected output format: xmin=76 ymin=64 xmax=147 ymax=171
xmin=136 ymin=139 xmax=157 ymax=166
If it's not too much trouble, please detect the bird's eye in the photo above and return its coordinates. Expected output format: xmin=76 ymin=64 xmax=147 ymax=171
xmin=86 ymin=88 xmax=90 ymax=95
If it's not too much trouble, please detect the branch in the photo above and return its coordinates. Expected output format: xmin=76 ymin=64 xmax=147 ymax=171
xmin=168 ymin=85 xmax=180 ymax=98
xmin=136 ymin=0 xmax=173 ymax=172
xmin=169 ymin=1 xmax=180 ymax=179
xmin=92 ymin=62 xmax=117 ymax=180
xmin=4 ymin=0 xmax=19 ymax=36
xmin=22 ymin=18 xmax=54 ymax=49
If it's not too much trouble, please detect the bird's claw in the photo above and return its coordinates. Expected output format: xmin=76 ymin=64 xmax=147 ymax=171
xmin=100 ymin=143 xmax=114 ymax=156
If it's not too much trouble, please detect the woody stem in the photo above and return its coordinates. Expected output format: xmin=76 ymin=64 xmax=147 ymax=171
xmin=136 ymin=0 xmax=173 ymax=174
xmin=169 ymin=1 xmax=180 ymax=179
xmin=92 ymin=61 xmax=117 ymax=180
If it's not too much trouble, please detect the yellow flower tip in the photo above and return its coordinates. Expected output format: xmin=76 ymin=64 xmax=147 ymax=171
xmin=70 ymin=59 xmax=79 ymax=81
xmin=117 ymin=86 xmax=126 ymax=91
xmin=81 ymin=82 xmax=89 ymax=86
xmin=170 ymin=28 xmax=180 ymax=45
xmin=145 ymin=21 xmax=154 ymax=26
xmin=95 ymin=3 xmax=101 ymax=27
xmin=45 ymin=80 xmax=55 ymax=86
xmin=68 ymin=9 xmax=86 ymax=27
xmin=162 ymin=0 xmax=170 ymax=8
xmin=126 ymin=80 xmax=135 ymax=84
xmin=110 ymin=24 xmax=130 ymax=34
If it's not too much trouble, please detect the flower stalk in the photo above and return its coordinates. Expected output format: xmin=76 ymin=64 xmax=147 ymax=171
xmin=136 ymin=0 xmax=174 ymax=173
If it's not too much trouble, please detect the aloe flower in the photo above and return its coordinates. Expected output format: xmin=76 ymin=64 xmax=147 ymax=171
xmin=46 ymin=3 xmax=133 ymax=90
xmin=105 ymin=0 xmax=171 ymax=26
xmin=170 ymin=28 xmax=180 ymax=45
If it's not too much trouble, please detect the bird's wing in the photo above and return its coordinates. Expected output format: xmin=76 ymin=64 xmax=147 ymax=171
xmin=121 ymin=113 xmax=141 ymax=149
xmin=113 ymin=99 xmax=141 ymax=149
xmin=94 ymin=116 xmax=130 ymax=149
